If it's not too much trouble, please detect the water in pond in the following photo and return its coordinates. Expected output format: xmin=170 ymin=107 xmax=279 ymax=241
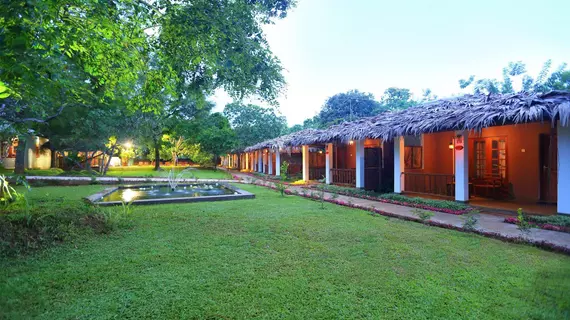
xmin=101 ymin=184 xmax=236 ymax=202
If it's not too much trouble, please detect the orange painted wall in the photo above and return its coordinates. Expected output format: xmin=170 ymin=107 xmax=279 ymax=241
xmin=416 ymin=122 xmax=553 ymax=202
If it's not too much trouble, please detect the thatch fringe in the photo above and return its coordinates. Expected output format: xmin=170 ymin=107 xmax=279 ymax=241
xmin=242 ymin=91 xmax=570 ymax=151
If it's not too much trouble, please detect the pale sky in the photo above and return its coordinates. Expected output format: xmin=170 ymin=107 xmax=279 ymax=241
xmin=212 ymin=0 xmax=570 ymax=126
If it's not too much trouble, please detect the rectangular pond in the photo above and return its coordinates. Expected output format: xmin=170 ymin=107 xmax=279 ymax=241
xmin=87 ymin=183 xmax=254 ymax=206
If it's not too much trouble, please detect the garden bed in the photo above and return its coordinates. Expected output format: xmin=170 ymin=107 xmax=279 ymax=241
xmin=303 ymin=184 xmax=473 ymax=215
xmin=504 ymin=215 xmax=570 ymax=234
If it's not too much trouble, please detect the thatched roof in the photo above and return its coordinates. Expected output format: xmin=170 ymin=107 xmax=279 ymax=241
xmin=244 ymin=129 xmax=324 ymax=152
xmin=369 ymin=90 xmax=570 ymax=141
xmin=241 ymin=91 xmax=570 ymax=152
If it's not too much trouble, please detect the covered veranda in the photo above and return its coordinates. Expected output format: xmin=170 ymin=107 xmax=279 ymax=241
xmin=382 ymin=91 xmax=570 ymax=215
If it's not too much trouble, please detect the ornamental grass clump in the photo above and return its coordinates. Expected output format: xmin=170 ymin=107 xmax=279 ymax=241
xmin=411 ymin=208 xmax=435 ymax=223
xmin=462 ymin=210 xmax=479 ymax=231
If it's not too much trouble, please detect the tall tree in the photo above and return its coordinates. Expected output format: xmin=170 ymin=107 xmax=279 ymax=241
xmin=2 ymin=0 xmax=295 ymax=173
xmin=195 ymin=113 xmax=236 ymax=168
xmin=317 ymin=90 xmax=383 ymax=127
xmin=223 ymin=102 xmax=287 ymax=149
xmin=380 ymin=87 xmax=416 ymax=110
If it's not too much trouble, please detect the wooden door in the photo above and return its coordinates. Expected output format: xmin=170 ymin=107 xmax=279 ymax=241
xmin=364 ymin=147 xmax=382 ymax=191
xmin=539 ymin=133 xmax=557 ymax=203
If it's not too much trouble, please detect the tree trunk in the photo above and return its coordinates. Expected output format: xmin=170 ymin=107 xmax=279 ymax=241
xmin=50 ymin=145 xmax=57 ymax=168
xmin=102 ymin=145 xmax=116 ymax=176
xmin=14 ymin=135 xmax=27 ymax=174
xmin=153 ymin=139 xmax=161 ymax=171
xmin=84 ymin=149 xmax=91 ymax=171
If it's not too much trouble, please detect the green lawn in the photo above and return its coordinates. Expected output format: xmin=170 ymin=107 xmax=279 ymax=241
xmin=1 ymin=185 xmax=570 ymax=319
xmin=105 ymin=166 xmax=231 ymax=179
xmin=0 ymin=166 xmax=232 ymax=179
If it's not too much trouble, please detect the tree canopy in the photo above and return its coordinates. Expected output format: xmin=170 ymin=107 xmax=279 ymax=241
xmin=223 ymin=102 xmax=287 ymax=149
xmin=1 ymin=0 xmax=295 ymax=172
xmin=459 ymin=60 xmax=570 ymax=94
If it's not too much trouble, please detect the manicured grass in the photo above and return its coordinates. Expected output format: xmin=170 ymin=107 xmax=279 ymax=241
xmin=1 ymin=185 xmax=569 ymax=319
xmin=105 ymin=166 xmax=231 ymax=179
xmin=0 ymin=166 xmax=232 ymax=179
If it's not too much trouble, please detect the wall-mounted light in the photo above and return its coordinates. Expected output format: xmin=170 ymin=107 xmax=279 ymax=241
xmin=448 ymin=140 xmax=454 ymax=150
xmin=348 ymin=140 xmax=354 ymax=145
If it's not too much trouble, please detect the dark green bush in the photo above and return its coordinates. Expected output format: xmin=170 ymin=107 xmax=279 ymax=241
xmin=0 ymin=200 xmax=115 ymax=256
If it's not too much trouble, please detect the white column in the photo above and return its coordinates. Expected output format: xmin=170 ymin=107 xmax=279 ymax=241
xmin=268 ymin=150 xmax=274 ymax=175
xmin=258 ymin=151 xmax=263 ymax=173
xmin=455 ymin=130 xmax=469 ymax=202
xmin=559 ymin=122 xmax=570 ymax=214
xmin=262 ymin=150 xmax=266 ymax=173
xmin=325 ymin=143 xmax=333 ymax=184
xmin=302 ymin=145 xmax=310 ymax=182
xmin=394 ymin=136 xmax=405 ymax=193
xmin=355 ymin=140 xmax=365 ymax=188
xmin=275 ymin=150 xmax=281 ymax=176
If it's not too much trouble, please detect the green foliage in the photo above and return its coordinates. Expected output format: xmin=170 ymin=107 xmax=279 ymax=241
xmin=0 ymin=200 xmax=113 ymax=256
xmin=460 ymin=59 xmax=570 ymax=95
xmin=224 ymin=102 xmax=287 ymax=149
xmin=312 ymin=185 xmax=470 ymax=211
xmin=517 ymin=208 xmax=532 ymax=235
xmin=462 ymin=210 xmax=480 ymax=231
xmin=275 ymin=161 xmax=290 ymax=197
xmin=380 ymin=87 xmax=417 ymax=110
xmin=526 ymin=215 xmax=570 ymax=227
xmin=196 ymin=113 xmax=237 ymax=164
xmin=0 ymin=175 xmax=21 ymax=206
xmin=316 ymin=185 xmax=326 ymax=209
xmin=411 ymin=208 xmax=435 ymax=222
xmin=317 ymin=90 xmax=384 ymax=127
xmin=379 ymin=193 xmax=470 ymax=211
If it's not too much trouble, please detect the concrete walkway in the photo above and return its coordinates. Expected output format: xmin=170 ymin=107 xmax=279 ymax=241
xmin=231 ymin=171 xmax=570 ymax=251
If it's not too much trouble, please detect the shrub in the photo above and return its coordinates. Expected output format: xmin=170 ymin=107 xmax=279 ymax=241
xmin=0 ymin=200 xmax=116 ymax=256
xmin=90 ymin=176 xmax=100 ymax=185
xmin=411 ymin=208 xmax=435 ymax=223
xmin=275 ymin=161 xmax=290 ymax=197
xmin=517 ymin=208 xmax=532 ymax=235
xmin=462 ymin=210 xmax=479 ymax=231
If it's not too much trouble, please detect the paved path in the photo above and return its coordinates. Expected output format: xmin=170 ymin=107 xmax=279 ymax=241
xmin=231 ymin=171 xmax=570 ymax=251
